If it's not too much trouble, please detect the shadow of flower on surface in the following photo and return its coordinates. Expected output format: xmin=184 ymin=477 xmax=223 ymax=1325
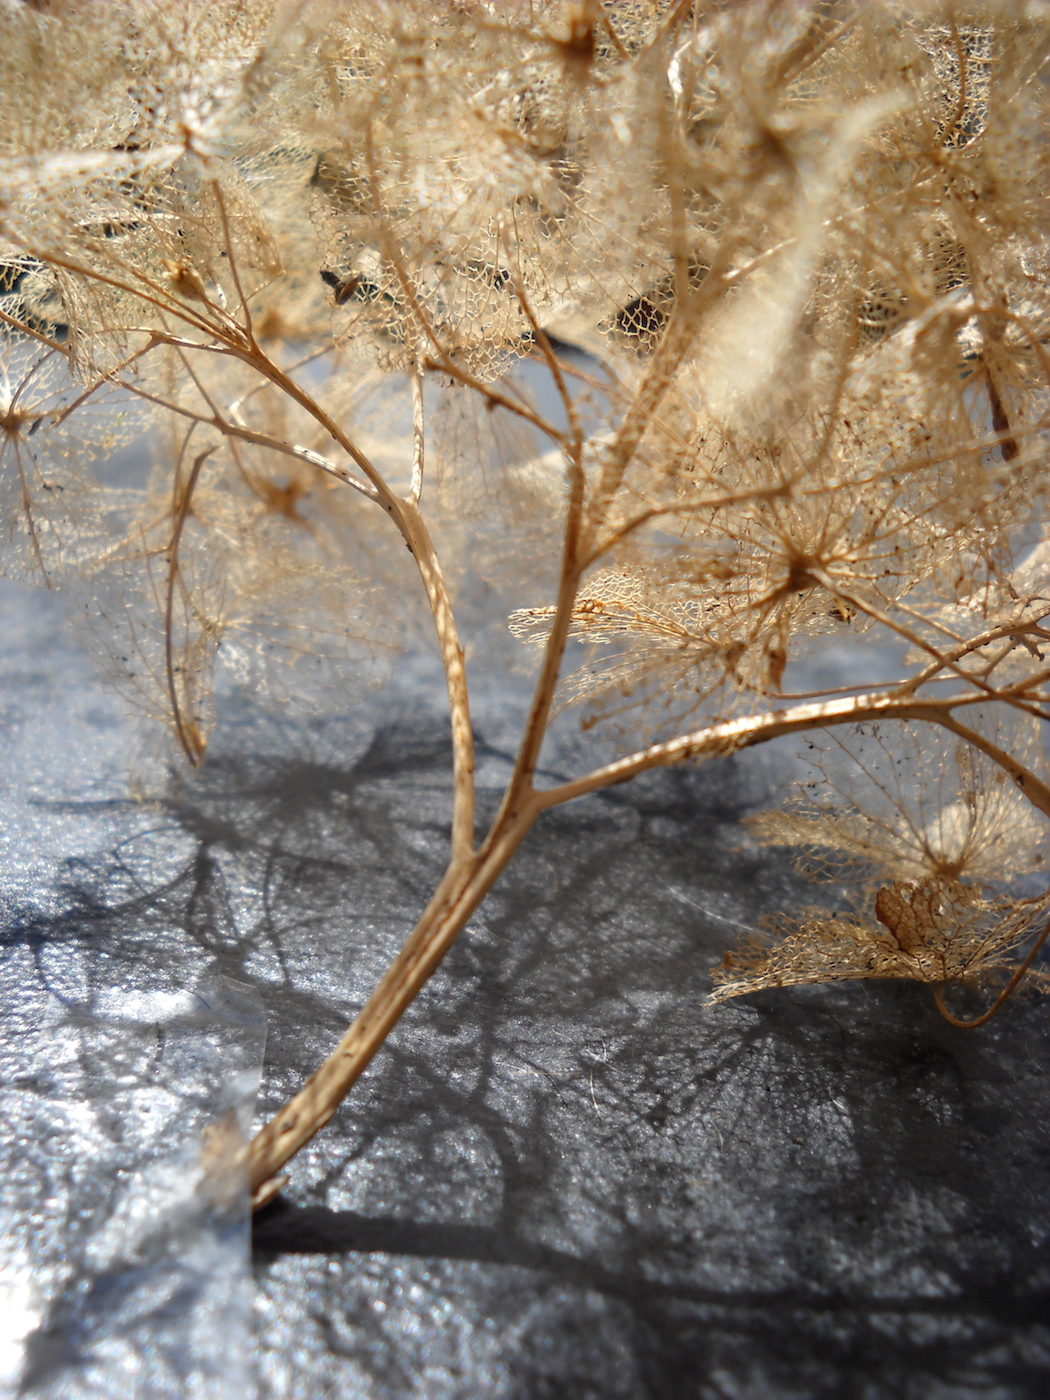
xmin=6 ymin=705 xmax=1048 ymax=1397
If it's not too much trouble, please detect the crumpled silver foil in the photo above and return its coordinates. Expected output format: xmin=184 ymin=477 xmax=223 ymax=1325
xmin=3 ymin=571 xmax=1050 ymax=1399
xmin=0 ymin=964 xmax=264 ymax=1400
xmin=1 ymin=586 xmax=263 ymax=1399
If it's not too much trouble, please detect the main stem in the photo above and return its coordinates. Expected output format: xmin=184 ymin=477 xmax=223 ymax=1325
xmin=247 ymin=685 xmax=1004 ymax=1205
xmin=248 ymin=791 xmax=542 ymax=1205
xmin=249 ymin=366 xmax=588 ymax=1204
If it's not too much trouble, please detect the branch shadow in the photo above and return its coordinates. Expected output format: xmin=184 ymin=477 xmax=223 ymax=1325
xmin=5 ymin=703 xmax=1050 ymax=1398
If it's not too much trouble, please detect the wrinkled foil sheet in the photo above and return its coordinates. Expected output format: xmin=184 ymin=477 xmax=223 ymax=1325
xmin=3 ymin=579 xmax=1049 ymax=1398
xmin=1 ymin=587 xmax=264 ymax=1398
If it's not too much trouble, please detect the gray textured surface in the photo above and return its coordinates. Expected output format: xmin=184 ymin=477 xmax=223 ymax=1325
xmin=0 ymin=584 xmax=263 ymax=1398
xmin=2 ymin=579 xmax=1050 ymax=1399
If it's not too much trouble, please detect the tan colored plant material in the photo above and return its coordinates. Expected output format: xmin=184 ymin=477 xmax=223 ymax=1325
xmin=2 ymin=0 xmax=1049 ymax=1206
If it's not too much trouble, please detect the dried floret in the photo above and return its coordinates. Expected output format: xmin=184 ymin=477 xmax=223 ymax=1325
xmin=709 ymin=877 xmax=1050 ymax=1004
xmin=747 ymin=722 xmax=1050 ymax=887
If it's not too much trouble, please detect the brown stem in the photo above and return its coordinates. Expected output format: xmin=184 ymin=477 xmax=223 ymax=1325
xmin=247 ymin=687 xmax=988 ymax=1205
xmin=11 ymin=238 xmax=223 ymax=341
xmin=812 ymin=574 xmax=1018 ymax=711
xmin=248 ymin=793 xmax=542 ymax=1205
xmin=247 ymin=323 xmax=579 ymax=1200
xmin=985 ymin=365 xmax=1019 ymax=463
xmin=133 ymin=334 xmax=477 ymax=860
xmin=934 ymin=915 xmax=1050 ymax=1029
xmin=496 ymin=453 xmax=586 ymax=819
xmin=164 ymin=446 xmax=215 ymax=766
xmin=409 ymin=366 xmax=424 ymax=504
xmin=117 ymin=375 xmax=380 ymax=500
xmin=0 ymin=304 xmax=67 ymax=352
xmin=241 ymin=353 xmax=476 ymax=864
xmin=534 ymin=690 xmax=975 ymax=811
xmin=399 ymin=498 xmax=476 ymax=863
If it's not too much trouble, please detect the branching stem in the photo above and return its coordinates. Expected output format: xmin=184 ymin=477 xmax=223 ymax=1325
xmin=247 ymin=682 xmax=1024 ymax=1206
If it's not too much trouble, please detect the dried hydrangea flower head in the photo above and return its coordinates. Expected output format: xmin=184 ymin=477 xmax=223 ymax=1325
xmin=1 ymin=0 xmax=1049 ymax=1202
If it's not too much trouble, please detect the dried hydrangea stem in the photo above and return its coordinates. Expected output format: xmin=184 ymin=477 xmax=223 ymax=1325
xmin=248 ymin=799 xmax=542 ymax=1205
xmin=3 ymin=0 xmax=1050 ymax=1205
xmin=250 ymin=684 xmax=1050 ymax=1203
xmin=533 ymin=692 xmax=981 ymax=810
xmin=934 ymin=916 xmax=1050 ymax=1029
xmin=249 ymin=352 xmax=477 ymax=863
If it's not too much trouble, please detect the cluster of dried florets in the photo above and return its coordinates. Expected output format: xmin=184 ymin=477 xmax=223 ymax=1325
xmin=2 ymin=0 xmax=1049 ymax=1197
xmin=712 ymin=723 xmax=1050 ymax=1011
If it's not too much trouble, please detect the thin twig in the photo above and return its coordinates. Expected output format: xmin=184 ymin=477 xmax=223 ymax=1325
xmin=165 ymin=446 xmax=215 ymax=766
xmin=409 ymin=365 xmax=425 ymax=504
xmin=533 ymin=690 xmax=988 ymax=811
xmin=210 ymin=178 xmax=256 ymax=344
xmin=116 ymin=375 xmax=379 ymax=501
xmin=935 ymin=915 xmax=1050 ymax=1028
